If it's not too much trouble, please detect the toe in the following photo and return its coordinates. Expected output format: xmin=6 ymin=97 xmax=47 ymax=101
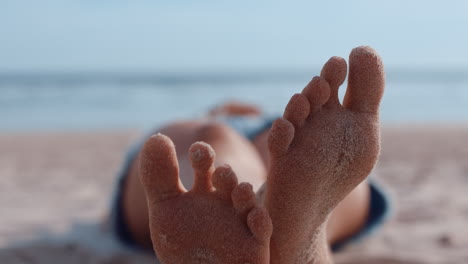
xmin=189 ymin=141 xmax=216 ymax=193
xmin=344 ymin=46 xmax=385 ymax=114
xmin=301 ymin=76 xmax=331 ymax=113
xmin=212 ymin=164 xmax=238 ymax=201
xmin=283 ymin=93 xmax=310 ymax=128
xmin=320 ymin=56 xmax=347 ymax=105
xmin=232 ymin=183 xmax=256 ymax=216
xmin=139 ymin=133 xmax=185 ymax=203
xmin=268 ymin=118 xmax=294 ymax=157
xmin=247 ymin=207 xmax=273 ymax=243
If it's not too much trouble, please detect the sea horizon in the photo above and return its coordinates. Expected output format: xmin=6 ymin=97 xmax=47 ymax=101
xmin=1 ymin=67 xmax=467 ymax=132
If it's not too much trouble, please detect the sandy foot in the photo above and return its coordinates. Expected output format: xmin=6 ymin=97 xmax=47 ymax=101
xmin=265 ymin=46 xmax=385 ymax=263
xmin=139 ymin=134 xmax=272 ymax=264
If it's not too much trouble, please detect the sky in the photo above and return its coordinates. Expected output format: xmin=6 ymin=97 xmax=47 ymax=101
xmin=1 ymin=0 xmax=467 ymax=72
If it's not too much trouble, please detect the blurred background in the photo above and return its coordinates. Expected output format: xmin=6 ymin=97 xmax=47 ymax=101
xmin=1 ymin=1 xmax=468 ymax=263
xmin=1 ymin=0 xmax=467 ymax=131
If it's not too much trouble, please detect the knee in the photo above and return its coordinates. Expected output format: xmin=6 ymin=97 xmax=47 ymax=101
xmin=194 ymin=122 xmax=234 ymax=142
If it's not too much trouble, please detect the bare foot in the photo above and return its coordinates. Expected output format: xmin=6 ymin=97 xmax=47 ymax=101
xmin=139 ymin=133 xmax=273 ymax=264
xmin=265 ymin=46 xmax=385 ymax=263
xmin=209 ymin=100 xmax=262 ymax=117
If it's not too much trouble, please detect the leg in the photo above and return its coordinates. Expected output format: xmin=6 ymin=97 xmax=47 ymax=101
xmin=326 ymin=181 xmax=370 ymax=244
xmin=121 ymin=120 xmax=267 ymax=249
xmin=208 ymin=100 xmax=262 ymax=117
xmin=265 ymin=46 xmax=385 ymax=263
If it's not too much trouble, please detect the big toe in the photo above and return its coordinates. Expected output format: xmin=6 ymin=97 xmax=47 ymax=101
xmin=139 ymin=133 xmax=185 ymax=203
xmin=344 ymin=46 xmax=385 ymax=114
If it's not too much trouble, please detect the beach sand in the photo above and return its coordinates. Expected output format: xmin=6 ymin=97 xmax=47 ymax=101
xmin=0 ymin=125 xmax=467 ymax=263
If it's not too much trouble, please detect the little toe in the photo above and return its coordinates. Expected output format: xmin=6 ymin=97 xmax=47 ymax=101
xmin=283 ymin=93 xmax=310 ymax=128
xmin=301 ymin=76 xmax=331 ymax=113
xmin=189 ymin=141 xmax=216 ymax=193
xmin=247 ymin=207 xmax=273 ymax=243
xmin=268 ymin=118 xmax=295 ymax=157
xmin=320 ymin=56 xmax=347 ymax=105
xmin=232 ymin=183 xmax=256 ymax=216
xmin=212 ymin=164 xmax=238 ymax=201
xmin=139 ymin=133 xmax=186 ymax=203
xmin=344 ymin=46 xmax=385 ymax=114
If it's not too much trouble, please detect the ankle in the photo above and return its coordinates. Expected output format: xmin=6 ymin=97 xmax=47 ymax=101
xmin=305 ymin=226 xmax=333 ymax=264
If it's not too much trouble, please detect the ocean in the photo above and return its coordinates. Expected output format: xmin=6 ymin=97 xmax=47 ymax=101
xmin=1 ymin=68 xmax=467 ymax=131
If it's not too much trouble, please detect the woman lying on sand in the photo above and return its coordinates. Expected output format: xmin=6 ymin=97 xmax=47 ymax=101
xmin=108 ymin=46 xmax=389 ymax=263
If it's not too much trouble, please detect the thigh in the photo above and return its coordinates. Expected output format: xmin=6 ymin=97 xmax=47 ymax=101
xmin=160 ymin=120 xmax=268 ymax=190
